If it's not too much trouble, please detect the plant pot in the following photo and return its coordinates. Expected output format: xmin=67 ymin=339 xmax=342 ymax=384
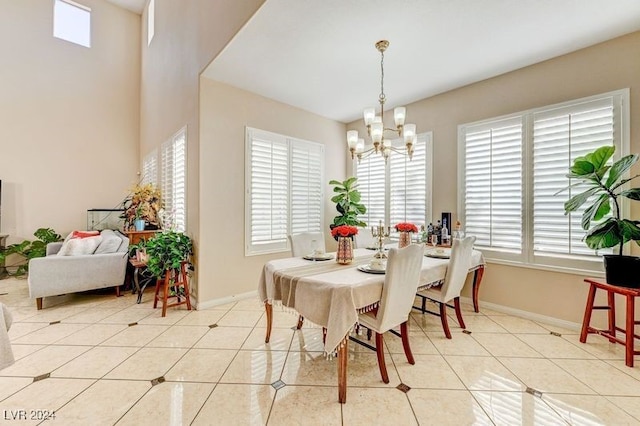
xmin=134 ymin=219 xmax=146 ymax=231
xmin=603 ymin=255 xmax=640 ymax=288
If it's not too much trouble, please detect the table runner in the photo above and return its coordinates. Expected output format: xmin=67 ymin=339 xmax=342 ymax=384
xmin=259 ymin=248 xmax=484 ymax=354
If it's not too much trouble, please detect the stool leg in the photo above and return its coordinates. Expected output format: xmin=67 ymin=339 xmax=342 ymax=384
xmin=625 ymin=295 xmax=635 ymax=367
xmin=153 ymin=278 xmax=161 ymax=308
xmin=580 ymin=284 xmax=597 ymax=343
xmin=162 ymin=272 xmax=170 ymax=317
xmin=607 ymin=291 xmax=616 ymax=343
xmin=182 ymin=263 xmax=192 ymax=311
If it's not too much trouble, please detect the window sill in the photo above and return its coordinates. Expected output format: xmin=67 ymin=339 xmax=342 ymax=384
xmin=483 ymin=257 xmax=605 ymax=278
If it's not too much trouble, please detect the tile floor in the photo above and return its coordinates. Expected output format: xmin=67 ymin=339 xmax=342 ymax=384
xmin=1 ymin=276 xmax=640 ymax=425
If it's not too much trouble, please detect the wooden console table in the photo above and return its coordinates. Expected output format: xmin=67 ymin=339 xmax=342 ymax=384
xmin=580 ymin=278 xmax=640 ymax=367
xmin=125 ymin=230 xmax=158 ymax=246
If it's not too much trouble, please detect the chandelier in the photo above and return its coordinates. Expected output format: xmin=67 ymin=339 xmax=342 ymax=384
xmin=347 ymin=40 xmax=417 ymax=163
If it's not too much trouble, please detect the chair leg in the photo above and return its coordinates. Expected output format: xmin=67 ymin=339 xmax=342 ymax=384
xmin=453 ymin=297 xmax=466 ymax=329
xmin=297 ymin=315 xmax=304 ymax=329
xmin=375 ymin=332 xmax=389 ymax=384
xmin=322 ymin=327 xmax=327 ymax=344
xmin=367 ymin=328 xmax=372 ymax=341
xmin=116 ymin=285 xmax=121 ymax=297
xmin=421 ymin=295 xmax=426 ymax=313
xmin=36 ymin=297 xmax=43 ymax=310
xmin=400 ymin=321 xmax=415 ymax=365
xmin=439 ymin=302 xmax=452 ymax=339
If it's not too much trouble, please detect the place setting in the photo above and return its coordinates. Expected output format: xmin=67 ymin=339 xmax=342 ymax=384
xmin=357 ymin=257 xmax=386 ymax=274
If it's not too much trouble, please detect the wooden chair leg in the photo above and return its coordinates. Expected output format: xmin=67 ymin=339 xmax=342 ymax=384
xmin=454 ymin=297 xmax=466 ymax=329
xmin=375 ymin=332 xmax=389 ymax=383
xmin=116 ymin=285 xmax=121 ymax=297
xmin=439 ymin=302 xmax=452 ymax=339
xmin=36 ymin=297 xmax=43 ymax=310
xmin=297 ymin=315 xmax=304 ymax=329
xmin=400 ymin=321 xmax=415 ymax=365
xmin=367 ymin=328 xmax=372 ymax=341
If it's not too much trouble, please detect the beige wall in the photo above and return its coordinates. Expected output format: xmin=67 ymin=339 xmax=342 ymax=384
xmin=0 ymin=0 xmax=140 ymax=241
xmin=198 ymin=79 xmax=347 ymax=303
xmin=349 ymin=31 xmax=640 ymax=325
xmin=139 ymin=0 xmax=265 ymax=297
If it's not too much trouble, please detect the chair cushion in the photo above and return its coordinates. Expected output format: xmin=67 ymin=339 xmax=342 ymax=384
xmin=57 ymin=235 xmax=103 ymax=256
xmin=95 ymin=230 xmax=123 ymax=254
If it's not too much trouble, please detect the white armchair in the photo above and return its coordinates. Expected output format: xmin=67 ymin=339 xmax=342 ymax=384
xmin=0 ymin=303 xmax=14 ymax=370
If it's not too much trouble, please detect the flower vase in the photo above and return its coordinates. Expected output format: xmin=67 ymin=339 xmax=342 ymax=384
xmin=336 ymin=236 xmax=353 ymax=265
xmin=398 ymin=231 xmax=412 ymax=248
xmin=134 ymin=219 xmax=146 ymax=231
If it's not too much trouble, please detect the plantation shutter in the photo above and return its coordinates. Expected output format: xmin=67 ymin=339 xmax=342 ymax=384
xmin=390 ymin=134 xmax=428 ymax=226
xmin=172 ymin=130 xmax=187 ymax=232
xmin=463 ymin=117 xmax=523 ymax=252
xmin=356 ymin=151 xmax=386 ymax=227
xmin=291 ymin=141 xmax=323 ymax=234
xmin=141 ymin=151 xmax=158 ymax=186
xmin=533 ymin=97 xmax=615 ymax=257
xmin=247 ymin=129 xmax=289 ymax=253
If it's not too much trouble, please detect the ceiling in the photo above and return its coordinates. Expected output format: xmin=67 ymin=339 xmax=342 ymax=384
xmin=203 ymin=0 xmax=640 ymax=123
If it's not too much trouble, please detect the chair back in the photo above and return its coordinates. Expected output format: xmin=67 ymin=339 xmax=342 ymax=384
xmin=354 ymin=227 xmax=376 ymax=248
xmin=375 ymin=244 xmax=424 ymax=332
xmin=440 ymin=236 xmax=476 ymax=302
xmin=288 ymin=232 xmax=325 ymax=257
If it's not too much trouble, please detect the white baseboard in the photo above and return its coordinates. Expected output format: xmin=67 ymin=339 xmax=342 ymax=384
xmin=459 ymin=296 xmax=581 ymax=331
xmin=195 ymin=290 xmax=258 ymax=310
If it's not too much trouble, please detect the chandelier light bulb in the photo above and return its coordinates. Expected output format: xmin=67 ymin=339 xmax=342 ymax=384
xmin=403 ymin=123 xmax=416 ymax=143
xmin=347 ymin=130 xmax=359 ymax=149
xmin=363 ymin=108 xmax=375 ymax=126
xmin=394 ymin=107 xmax=406 ymax=127
xmin=371 ymin=122 xmax=383 ymax=144
xmin=356 ymin=138 xmax=365 ymax=153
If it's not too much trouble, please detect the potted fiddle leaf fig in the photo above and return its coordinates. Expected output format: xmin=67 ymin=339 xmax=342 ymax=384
xmin=330 ymin=177 xmax=367 ymax=228
xmin=561 ymin=145 xmax=640 ymax=287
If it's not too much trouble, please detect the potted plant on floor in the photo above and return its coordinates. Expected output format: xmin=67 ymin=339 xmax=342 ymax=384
xmin=561 ymin=145 xmax=640 ymax=287
xmin=330 ymin=177 xmax=367 ymax=230
xmin=0 ymin=228 xmax=62 ymax=277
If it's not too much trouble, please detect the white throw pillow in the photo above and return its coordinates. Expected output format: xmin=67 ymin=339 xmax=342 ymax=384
xmin=95 ymin=230 xmax=123 ymax=254
xmin=57 ymin=235 xmax=103 ymax=256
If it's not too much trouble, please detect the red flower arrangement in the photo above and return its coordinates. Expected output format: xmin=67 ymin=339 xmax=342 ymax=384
xmin=395 ymin=222 xmax=418 ymax=233
xmin=331 ymin=225 xmax=359 ymax=238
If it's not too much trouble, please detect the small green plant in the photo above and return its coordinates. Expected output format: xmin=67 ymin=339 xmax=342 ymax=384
xmin=0 ymin=228 xmax=62 ymax=276
xmin=330 ymin=177 xmax=367 ymax=227
xmin=144 ymin=230 xmax=193 ymax=278
xmin=561 ymin=145 xmax=640 ymax=254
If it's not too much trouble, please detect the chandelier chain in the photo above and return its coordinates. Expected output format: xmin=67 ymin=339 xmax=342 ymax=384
xmin=379 ymin=50 xmax=386 ymax=106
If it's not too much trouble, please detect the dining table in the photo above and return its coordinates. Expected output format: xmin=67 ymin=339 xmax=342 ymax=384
xmin=258 ymin=246 xmax=485 ymax=403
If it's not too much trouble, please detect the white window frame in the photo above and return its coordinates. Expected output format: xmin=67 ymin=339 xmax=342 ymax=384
xmin=159 ymin=127 xmax=187 ymax=232
xmin=245 ymin=127 xmax=325 ymax=256
xmin=458 ymin=89 xmax=630 ymax=275
xmin=354 ymin=132 xmax=433 ymax=229
xmin=53 ymin=0 xmax=91 ymax=48
xmin=141 ymin=149 xmax=158 ymax=186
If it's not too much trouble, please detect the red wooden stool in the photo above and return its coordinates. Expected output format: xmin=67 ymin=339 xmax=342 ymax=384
xmin=154 ymin=261 xmax=192 ymax=317
xmin=580 ymin=278 xmax=640 ymax=367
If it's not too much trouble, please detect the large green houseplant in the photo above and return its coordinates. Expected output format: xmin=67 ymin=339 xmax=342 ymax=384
xmin=0 ymin=228 xmax=62 ymax=277
xmin=144 ymin=230 xmax=193 ymax=279
xmin=562 ymin=145 xmax=640 ymax=287
xmin=330 ymin=177 xmax=367 ymax=228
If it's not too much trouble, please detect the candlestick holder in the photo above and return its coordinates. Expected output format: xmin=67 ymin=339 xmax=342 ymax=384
xmin=371 ymin=220 xmax=390 ymax=259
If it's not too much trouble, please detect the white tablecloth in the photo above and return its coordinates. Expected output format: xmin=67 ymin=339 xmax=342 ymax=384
xmin=258 ymin=247 xmax=484 ymax=354
xmin=0 ymin=303 xmax=15 ymax=370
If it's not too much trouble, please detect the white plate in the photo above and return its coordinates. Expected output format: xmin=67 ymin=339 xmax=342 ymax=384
xmin=357 ymin=265 xmax=386 ymax=274
xmin=303 ymin=254 xmax=334 ymax=261
xmin=425 ymin=249 xmax=450 ymax=259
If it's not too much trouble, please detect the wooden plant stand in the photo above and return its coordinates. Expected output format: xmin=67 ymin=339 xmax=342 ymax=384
xmin=153 ymin=261 xmax=192 ymax=317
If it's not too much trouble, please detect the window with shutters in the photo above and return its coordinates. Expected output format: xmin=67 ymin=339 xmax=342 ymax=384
xmin=160 ymin=127 xmax=187 ymax=232
xmin=459 ymin=89 xmax=629 ymax=273
xmin=356 ymin=132 xmax=432 ymax=228
xmin=141 ymin=150 xmax=158 ymax=186
xmin=245 ymin=127 xmax=324 ymax=255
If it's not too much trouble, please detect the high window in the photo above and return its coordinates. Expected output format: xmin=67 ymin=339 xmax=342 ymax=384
xmin=53 ymin=0 xmax=91 ymax=48
xmin=147 ymin=0 xmax=155 ymax=46
xmin=245 ymin=127 xmax=324 ymax=255
xmin=459 ymin=90 xmax=629 ymax=273
xmin=141 ymin=149 xmax=158 ymax=186
xmin=355 ymin=132 xmax=433 ymax=228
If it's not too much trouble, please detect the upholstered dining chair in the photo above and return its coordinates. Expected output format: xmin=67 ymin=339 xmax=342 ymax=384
xmin=355 ymin=244 xmax=425 ymax=383
xmin=288 ymin=232 xmax=326 ymax=330
xmin=288 ymin=232 xmax=326 ymax=257
xmin=415 ymin=236 xmax=476 ymax=339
